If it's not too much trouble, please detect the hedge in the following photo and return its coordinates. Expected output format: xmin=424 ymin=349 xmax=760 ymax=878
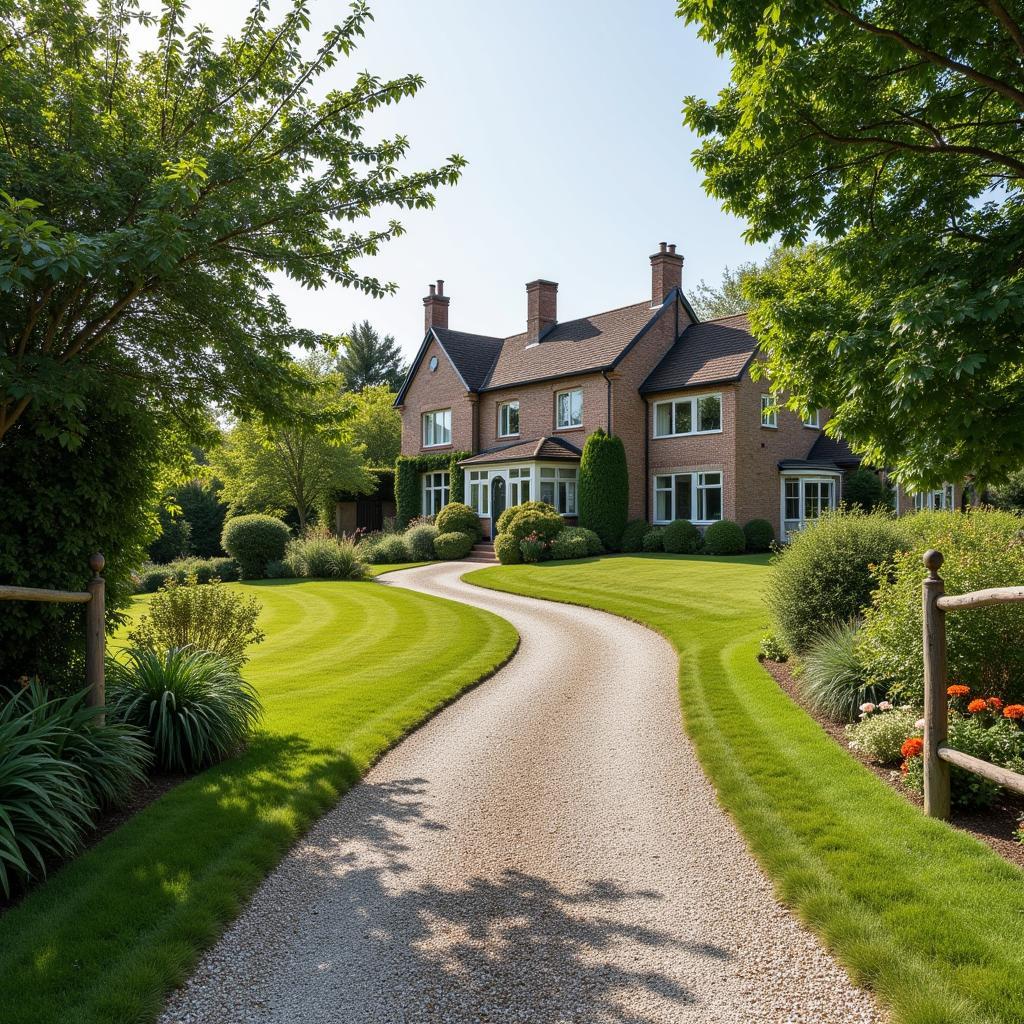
xmin=394 ymin=452 xmax=470 ymax=527
xmin=703 ymin=519 xmax=746 ymax=555
xmin=434 ymin=532 xmax=475 ymax=560
xmin=578 ymin=429 xmax=628 ymax=550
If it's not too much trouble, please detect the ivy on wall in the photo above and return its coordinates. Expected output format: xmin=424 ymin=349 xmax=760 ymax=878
xmin=394 ymin=452 xmax=470 ymax=526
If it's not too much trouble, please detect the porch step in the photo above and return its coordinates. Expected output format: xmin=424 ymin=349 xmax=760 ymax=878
xmin=464 ymin=541 xmax=498 ymax=564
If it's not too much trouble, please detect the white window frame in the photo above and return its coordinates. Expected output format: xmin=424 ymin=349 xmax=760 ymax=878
xmin=422 ymin=471 xmax=450 ymax=516
xmin=802 ymin=409 xmax=821 ymax=429
xmin=760 ymin=393 xmax=778 ymax=429
xmin=652 ymin=392 xmax=723 ymax=438
xmin=467 ymin=469 xmax=490 ymax=517
xmin=539 ymin=465 xmax=579 ymax=516
xmin=555 ymin=387 xmax=583 ymax=430
xmin=652 ymin=471 xmax=723 ymax=525
xmin=421 ymin=408 xmax=452 ymax=448
xmin=913 ymin=484 xmax=955 ymax=511
xmin=780 ymin=473 xmax=839 ymax=540
xmin=498 ymin=400 xmax=520 ymax=438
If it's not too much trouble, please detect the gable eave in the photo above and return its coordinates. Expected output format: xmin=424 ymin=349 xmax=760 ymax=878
xmin=393 ymin=327 xmax=473 ymax=407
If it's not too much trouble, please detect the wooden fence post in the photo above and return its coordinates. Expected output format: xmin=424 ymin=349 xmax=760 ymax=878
xmin=922 ymin=549 xmax=950 ymax=819
xmin=85 ymin=552 xmax=106 ymax=724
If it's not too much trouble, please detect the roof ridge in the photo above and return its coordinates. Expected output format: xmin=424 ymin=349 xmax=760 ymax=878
xmin=701 ymin=311 xmax=751 ymax=324
xmin=500 ymin=296 xmax=651 ymax=342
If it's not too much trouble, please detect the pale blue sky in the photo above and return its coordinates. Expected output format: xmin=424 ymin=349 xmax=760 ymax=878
xmin=154 ymin=0 xmax=767 ymax=360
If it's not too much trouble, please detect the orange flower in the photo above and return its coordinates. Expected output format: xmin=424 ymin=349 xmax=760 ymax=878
xmin=1003 ymin=705 xmax=1024 ymax=721
xmin=988 ymin=697 xmax=1004 ymax=710
xmin=967 ymin=699 xmax=988 ymax=714
xmin=947 ymin=685 xmax=970 ymax=698
xmin=901 ymin=737 xmax=924 ymax=758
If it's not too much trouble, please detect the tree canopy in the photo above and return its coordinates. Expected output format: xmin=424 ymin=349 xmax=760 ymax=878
xmin=343 ymin=384 xmax=402 ymax=467
xmin=336 ymin=320 xmax=407 ymax=391
xmin=0 ymin=0 xmax=463 ymax=446
xmin=679 ymin=0 xmax=1024 ymax=488
xmin=689 ymin=263 xmax=757 ymax=321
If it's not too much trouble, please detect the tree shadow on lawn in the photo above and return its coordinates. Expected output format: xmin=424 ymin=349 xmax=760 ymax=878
xmin=175 ymin=774 xmax=734 ymax=1024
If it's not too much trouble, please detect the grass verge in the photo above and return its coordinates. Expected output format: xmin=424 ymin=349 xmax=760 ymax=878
xmin=0 ymin=576 xmax=517 ymax=1024
xmin=466 ymin=554 xmax=1024 ymax=1024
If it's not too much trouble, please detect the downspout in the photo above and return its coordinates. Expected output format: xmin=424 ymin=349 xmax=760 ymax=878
xmin=602 ymin=370 xmax=613 ymax=433
xmin=644 ymin=397 xmax=650 ymax=522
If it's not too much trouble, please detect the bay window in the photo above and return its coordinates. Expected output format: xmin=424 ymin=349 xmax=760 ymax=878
xmin=653 ymin=393 xmax=722 ymax=438
xmin=781 ymin=474 xmax=838 ymax=540
xmin=556 ymin=388 xmax=583 ymax=429
xmin=508 ymin=466 xmax=532 ymax=506
xmin=540 ymin=466 xmax=578 ymax=515
xmin=422 ymin=408 xmax=452 ymax=447
xmin=653 ymin=471 xmax=722 ymax=523
xmin=913 ymin=484 xmax=955 ymax=511
xmin=422 ymin=471 xmax=450 ymax=516
xmin=498 ymin=400 xmax=520 ymax=438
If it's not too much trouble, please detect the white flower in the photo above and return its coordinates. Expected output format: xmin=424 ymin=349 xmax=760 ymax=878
xmin=859 ymin=702 xmax=876 ymax=714
xmin=878 ymin=701 xmax=893 ymax=711
xmin=915 ymin=718 xmax=926 ymax=730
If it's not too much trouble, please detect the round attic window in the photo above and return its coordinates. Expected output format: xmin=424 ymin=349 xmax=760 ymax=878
xmin=429 ymin=355 xmax=439 ymax=371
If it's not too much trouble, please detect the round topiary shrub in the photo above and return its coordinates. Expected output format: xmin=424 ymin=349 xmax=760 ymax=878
xmin=494 ymin=532 xmax=522 ymax=564
xmin=221 ymin=515 xmax=291 ymax=579
xmin=642 ymin=527 xmax=665 ymax=552
xmin=405 ymin=523 xmax=439 ymax=561
xmin=500 ymin=502 xmax=563 ymax=545
xmin=703 ymin=519 xmax=746 ymax=555
xmin=365 ymin=534 xmax=411 ymax=565
xmin=558 ymin=526 xmax=604 ymax=556
xmin=549 ymin=532 xmax=589 ymax=561
xmin=620 ymin=518 xmax=649 ymax=553
xmin=496 ymin=500 xmax=553 ymax=535
xmin=579 ymin=429 xmax=628 ymax=550
xmin=435 ymin=501 xmax=482 ymax=541
xmin=743 ymin=518 xmax=775 ymax=553
xmin=433 ymin=532 xmax=475 ymax=560
xmin=663 ymin=519 xmax=701 ymax=554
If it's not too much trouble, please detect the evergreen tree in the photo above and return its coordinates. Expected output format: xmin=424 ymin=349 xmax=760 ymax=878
xmin=578 ymin=429 xmax=628 ymax=550
xmin=336 ymin=322 xmax=408 ymax=391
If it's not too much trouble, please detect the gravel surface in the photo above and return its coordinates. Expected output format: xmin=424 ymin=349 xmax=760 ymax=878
xmin=160 ymin=561 xmax=884 ymax=1024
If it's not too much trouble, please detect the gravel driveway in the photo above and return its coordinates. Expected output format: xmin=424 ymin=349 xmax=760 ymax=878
xmin=160 ymin=561 xmax=883 ymax=1024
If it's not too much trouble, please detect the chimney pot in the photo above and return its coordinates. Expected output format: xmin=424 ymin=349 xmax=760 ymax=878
xmin=659 ymin=242 xmax=667 ymax=253
xmin=668 ymin=244 xmax=676 ymax=254
xmin=428 ymin=283 xmax=436 ymax=297
xmin=526 ymin=279 xmax=558 ymax=342
xmin=436 ymin=279 xmax=444 ymax=296
xmin=423 ymin=280 xmax=450 ymax=332
xmin=650 ymin=242 xmax=684 ymax=306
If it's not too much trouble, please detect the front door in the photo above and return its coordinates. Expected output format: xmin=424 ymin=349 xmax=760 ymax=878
xmin=491 ymin=475 xmax=507 ymax=534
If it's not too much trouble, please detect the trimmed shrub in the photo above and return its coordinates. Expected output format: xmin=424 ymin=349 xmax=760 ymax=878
xmin=578 ymin=429 xmax=628 ymax=550
xmin=843 ymin=468 xmax=892 ymax=511
xmin=743 ymin=518 xmax=775 ymax=553
xmin=363 ymin=534 xmax=411 ymax=565
xmin=221 ymin=514 xmax=291 ymax=579
xmin=284 ymin=532 xmax=366 ymax=580
xmin=642 ymin=527 xmax=665 ymax=552
xmin=499 ymin=502 xmax=563 ymax=547
xmin=264 ymin=559 xmax=291 ymax=579
xmin=766 ymin=510 xmax=907 ymax=653
xmin=663 ymin=519 xmax=701 ymax=554
xmin=703 ymin=519 xmax=746 ymax=555
xmin=433 ymin=532 xmax=475 ymax=560
xmin=550 ymin=532 xmax=589 ymax=561
xmin=209 ymin=557 xmax=241 ymax=582
xmin=519 ymin=533 xmax=549 ymax=563
xmin=495 ymin=500 xmax=552 ymax=536
xmin=127 ymin=577 xmax=266 ymax=668
xmin=138 ymin=566 xmax=176 ymax=594
xmin=799 ymin=620 xmax=885 ymax=722
xmin=405 ymin=523 xmax=439 ymax=562
xmin=859 ymin=508 xmax=1024 ymax=706
xmin=107 ymin=647 xmax=263 ymax=774
xmin=495 ymin=533 xmax=522 ymax=565
xmin=558 ymin=526 xmax=604 ymax=556
xmin=620 ymin=518 xmax=649 ymax=553
xmin=136 ymin=556 xmax=242 ymax=593
xmin=435 ymin=501 xmax=482 ymax=541
xmin=845 ymin=706 xmax=920 ymax=764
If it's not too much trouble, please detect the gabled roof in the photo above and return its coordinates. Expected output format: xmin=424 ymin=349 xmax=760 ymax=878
xmin=432 ymin=328 xmax=504 ymax=391
xmin=640 ymin=313 xmax=756 ymax=394
xmin=459 ymin=435 xmax=582 ymax=466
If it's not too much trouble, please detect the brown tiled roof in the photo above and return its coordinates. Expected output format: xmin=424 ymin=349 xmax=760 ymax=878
xmin=459 ymin=435 xmax=582 ymax=466
xmin=640 ymin=313 xmax=756 ymax=394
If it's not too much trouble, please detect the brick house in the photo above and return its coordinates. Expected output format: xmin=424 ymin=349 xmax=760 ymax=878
xmin=395 ymin=242 xmax=958 ymax=541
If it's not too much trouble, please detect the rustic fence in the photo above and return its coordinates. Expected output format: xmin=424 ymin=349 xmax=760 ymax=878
xmin=0 ymin=553 xmax=106 ymax=720
xmin=922 ymin=549 xmax=1024 ymax=817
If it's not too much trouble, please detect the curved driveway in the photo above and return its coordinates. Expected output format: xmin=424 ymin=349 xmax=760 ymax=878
xmin=160 ymin=561 xmax=881 ymax=1024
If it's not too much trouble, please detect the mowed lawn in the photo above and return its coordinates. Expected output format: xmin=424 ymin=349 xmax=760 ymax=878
xmin=467 ymin=555 xmax=1024 ymax=1024
xmin=0 ymin=570 xmax=517 ymax=1024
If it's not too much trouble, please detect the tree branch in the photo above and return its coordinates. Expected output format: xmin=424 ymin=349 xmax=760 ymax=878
xmin=979 ymin=0 xmax=1024 ymax=58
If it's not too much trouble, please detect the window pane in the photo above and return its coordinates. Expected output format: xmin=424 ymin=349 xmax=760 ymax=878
xmin=557 ymin=391 xmax=569 ymax=426
xmin=470 ymin=482 xmax=479 ymax=510
xmin=441 ymin=411 xmax=451 ymax=444
xmin=698 ymin=475 xmax=722 ymax=521
xmin=521 ymin=479 xmax=531 ymax=502
xmin=784 ymin=479 xmax=800 ymax=520
xmin=541 ymin=467 xmax=555 ymax=479
xmin=674 ymin=401 xmax=692 ymax=435
xmin=698 ymin=395 xmax=721 ymax=431
xmin=674 ymin=476 xmax=692 ymax=521
xmin=509 ymin=403 xmax=519 ymax=434
xmin=571 ymin=389 xmax=583 ymax=425
xmin=558 ymin=468 xmax=575 ymax=480
xmin=557 ymin=481 xmax=567 ymax=513
xmin=656 ymin=489 xmax=672 ymax=523
xmin=655 ymin=403 xmax=672 ymax=436
xmin=566 ymin=480 xmax=577 ymax=515
xmin=655 ymin=475 xmax=671 ymax=490
xmin=541 ymin=481 xmax=555 ymax=504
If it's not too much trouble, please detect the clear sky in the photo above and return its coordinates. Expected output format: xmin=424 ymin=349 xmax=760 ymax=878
xmin=150 ymin=0 xmax=768 ymax=361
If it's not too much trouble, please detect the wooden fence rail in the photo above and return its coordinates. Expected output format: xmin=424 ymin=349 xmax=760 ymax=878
xmin=922 ymin=549 xmax=1024 ymax=817
xmin=0 ymin=554 xmax=106 ymax=720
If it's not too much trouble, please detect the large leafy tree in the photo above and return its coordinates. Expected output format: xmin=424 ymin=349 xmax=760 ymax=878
xmin=679 ymin=0 xmax=1024 ymax=487
xmin=343 ymin=383 xmax=401 ymax=466
xmin=335 ymin=320 xmax=407 ymax=391
xmin=0 ymin=0 xmax=463 ymax=445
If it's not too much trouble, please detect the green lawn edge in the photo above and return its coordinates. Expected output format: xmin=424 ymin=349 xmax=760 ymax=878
xmin=0 ymin=578 xmax=518 ymax=1024
xmin=464 ymin=555 xmax=1024 ymax=1024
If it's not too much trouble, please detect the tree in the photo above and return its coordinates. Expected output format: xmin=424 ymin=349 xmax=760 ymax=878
xmin=0 ymin=0 xmax=463 ymax=445
xmin=343 ymin=384 xmax=402 ymax=466
xmin=679 ymin=0 xmax=1024 ymax=489
xmin=578 ymin=429 xmax=628 ymax=550
xmin=335 ymin=321 xmax=408 ymax=391
xmin=690 ymin=262 xmax=757 ymax=320
xmin=213 ymin=361 xmax=373 ymax=531
xmin=842 ymin=468 xmax=894 ymax=512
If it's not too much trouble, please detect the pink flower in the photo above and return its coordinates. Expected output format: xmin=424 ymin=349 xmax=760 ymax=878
xmin=878 ymin=701 xmax=893 ymax=711
xmin=859 ymin=702 xmax=876 ymax=714
xmin=915 ymin=718 xmax=926 ymax=730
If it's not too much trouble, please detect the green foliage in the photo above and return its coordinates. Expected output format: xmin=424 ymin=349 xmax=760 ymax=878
xmin=435 ymin=501 xmax=482 ymax=541
xmin=495 ymin=500 xmax=552 ymax=535
xmin=519 ymin=534 xmax=550 ymax=564
xmin=342 ymin=385 xmax=402 ymax=467
xmin=743 ymin=518 xmax=775 ymax=554
xmin=799 ymin=620 xmax=885 ymax=723
xmin=679 ymin=2 xmax=1024 ymax=486
xmin=642 ymin=527 xmax=665 ymax=552
xmin=135 ymin=557 xmax=240 ymax=593
xmin=498 ymin=502 xmax=563 ymax=547
xmin=859 ymin=509 xmax=1024 ymax=706
xmin=845 ymin=707 xmax=921 ymax=765
xmin=433 ymin=532 xmax=474 ymax=560
xmin=766 ymin=510 xmax=907 ymax=653
xmin=0 ymin=391 xmax=162 ymax=692
xmin=127 ymin=576 xmax=266 ymax=669
xmin=549 ymin=532 xmax=589 ymax=561
xmin=221 ymin=515 xmax=291 ymax=580
xmin=620 ymin=518 xmax=650 ymax=553
xmin=107 ymin=648 xmax=263 ymax=774
xmin=264 ymin=560 xmax=291 ymax=580
xmin=148 ymin=507 xmax=192 ymax=564
xmin=757 ymin=633 xmax=787 ymax=662
xmin=702 ymin=519 xmax=746 ymax=555
xmin=0 ymin=1 xmax=463 ymax=446
xmin=283 ymin=532 xmax=366 ymax=581
xmin=494 ymin=532 xmax=522 ymax=565
xmin=663 ymin=519 xmax=701 ymax=554
xmin=689 ymin=258 xmax=779 ymax=320
xmin=988 ymin=469 xmax=1024 ymax=512
xmin=394 ymin=452 xmax=470 ymax=527
xmin=404 ymin=524 xmax=439 ymax=562
xmin=176 ymin=481 xmax=228 ymax=558
xmin=360 ymin=534 xmax=410 ymax=565
xmin=335 ymin=321 xmax=408 ymax=392
xmin=843 ymin=469 xmax=892 ymax=512
xmin=557 ymin=526 xmax=604 ymax=556
xmin=578 ymin=429 xmax=628 ymax=550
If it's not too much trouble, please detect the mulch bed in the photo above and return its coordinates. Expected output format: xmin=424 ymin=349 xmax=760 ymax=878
xmin=0 ymin=772 xmax=185 ymax=917
xmin=761 ymin=658 xmax=1024 ymax=870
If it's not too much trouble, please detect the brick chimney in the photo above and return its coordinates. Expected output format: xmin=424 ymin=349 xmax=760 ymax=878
xmin=423 ymin=279 xmax=449 ymax=332
xmin=526 ymin=279 xmax=558 ymax=342
xmin=650 ymin=242 xmax=684 ymax=306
